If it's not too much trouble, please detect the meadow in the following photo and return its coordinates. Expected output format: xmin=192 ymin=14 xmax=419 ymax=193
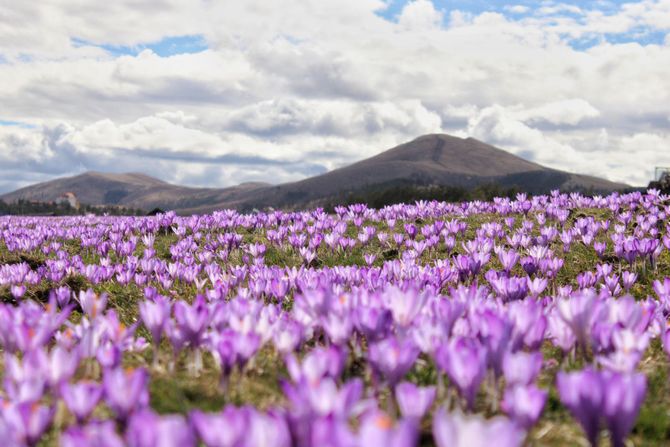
xmin=0 ymin=189 xmax=669 ymax=446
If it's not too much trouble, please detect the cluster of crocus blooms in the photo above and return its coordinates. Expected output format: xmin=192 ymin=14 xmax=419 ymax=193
xmin=0 ymin=188 xmax=668 ymax=445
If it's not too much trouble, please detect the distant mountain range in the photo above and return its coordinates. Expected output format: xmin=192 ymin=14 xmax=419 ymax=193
xmin=0 ymin=134 xmax=629 ymax=213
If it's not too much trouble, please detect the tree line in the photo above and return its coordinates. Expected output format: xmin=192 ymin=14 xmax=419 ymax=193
xmin=0 ymin=199 xmax=145 ymax=216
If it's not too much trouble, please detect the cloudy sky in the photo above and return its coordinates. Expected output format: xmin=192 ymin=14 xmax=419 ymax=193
xmin=1 ymin=0 xmax=669 ymax=192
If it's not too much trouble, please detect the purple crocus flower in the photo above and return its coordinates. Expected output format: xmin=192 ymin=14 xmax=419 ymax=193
xmin=368 ymin=336 xmax=419 ymax=387
xmin=37 ymin=346 xmax=80 ymax=388
xmin=139 ymin=293 xmax=171 ymax=347
xmin=432 ymin=407 xmax=524 ymax=447
xmin=103 ymin=367 xmax=149 ymax=420
xmin=547 ymin=311 xmax=576 ymax=352
xmin=502 ymin=351 xmax=543 ymax=387
xmin=384 ymin=286 xmax=426 ymax=330
xmin=283 ymin=377 xmax=364 ymax=419
xmin=60 ymin=421 xmax=124 ymax=447
xmin=602 ymin=371 xmax=646 ymax=447
xmin=454 ymin=254 xmax=475 ymax=281
xmin=556 ymin=368 xmax=604 ymax=446
xmin=293 ymin=287 xmax=333 ymax=321
xmin=662 ymin=329 xmax=670 ymax=359
xmin=497 ymin=248 xmax=519 ymax=273
xmin=621 ymin=271 xmax=638 ymax=292
xmin=96 ymin=342 xmax=122 ymax=369
xmin=191 ymin=407 xmax=250 ymax=447
xmin=232 ymin=331 xmax=261 ymax=369
xmin=247 ymin=409 xmax=291 ymax=447
xmin=310 ymin=414 xmax=357 ymax=447
xmin=165 ymin=320 xmax=186 ymax=369
xmin=526 ymin=277 xmax=548 ymax=298
xmin=1 ymin=401 xmax=55 ymax=446
xmin=285 ymin=345 xmax=346 ymax=385
xmin=3 ymin=371 xmax=46 ymax=405
xmin=558 ymin=367 xmax=647 ymax=447
xmin=597 ymin=349 xmax=642 ymax=373
xmin=471 ymin=309 xmax=512 ymax=376
xmin=608 ymin=295 xmax=651 ymax=333
xmin=77 ymin=289 xmax=108 ymax=319
xmin=322 ymin=311 xmax=354 ymax=346
xmin=520 ymin=257 xmax=538 ymax=276
xmin=213 ymin=335 xmax=237 ymax=389
xmin=404 ymin=224 xmax=417 ymax=239
xmin=410 ymin=315 xmax=448 ymax=355
xmin=273 ymin=317 xmax=303 ymax=354
xmin=489 ymin=276 xmax=528 ymax=302
xmin=501 ymin=384 xmax=547 ymax=429
xmin=50 ymin=285 xmax=72 ymax=308
xmin=435 ymin=337 xmax=487 ymax=410
xmin=395 ymin=381 xmax=437 ymax=420
xmin=61 ymin=381 xmax=103 ymax=423
xmin=354 ymin=305 xmax=392 ymax=343
xmin=126 ymin=410 xmax=196 ymax=447
xmin=358 ymin=411 xmax=418 ymax=447
xmin=173 ymin=295 xmax=210 ymax=347
xmin=557 ymin=289 xmax=603 ymax=352
xmin=577 ymin=271 xmax=597 ymax=289
xmin=653 ymin=278 xmax=670 ymax=302
xmin=10 ymin=284 xmax=26 ymax=299
xmin=507 ymin=299 xmax=547 ymax=351
xmin=593 ymin=241 xmax=607 ymax=258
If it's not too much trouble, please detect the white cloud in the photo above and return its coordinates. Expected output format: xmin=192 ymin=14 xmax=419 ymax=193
xmin=463 ymin=104 xmax=670 ymax=186
xmin=466 ymin=105 xmax=573 ymax=160
xmin=505 ymin=5 xmax=530 ymax=14
xmin=519 ymin=99 xmax=600 ymax=126
xmin=397 ymin=0 xmax=444 ymax=30
xmin=0 ymin=0 xmax=669 ymax=191
xmin=221 ymin=99 xmax=441 ymax=139
xmin=540 ymin=4 xmax=583 ymax=15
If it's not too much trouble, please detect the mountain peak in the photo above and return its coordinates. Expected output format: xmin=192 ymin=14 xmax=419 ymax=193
xmin=1 ymin=134 xmax=629 ymax=213
xmin=363 ymin=132 xmax=543 ymax=177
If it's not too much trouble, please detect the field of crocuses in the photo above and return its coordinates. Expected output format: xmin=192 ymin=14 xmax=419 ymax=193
xmin=1 ymin=190 xmax=670 ymax=446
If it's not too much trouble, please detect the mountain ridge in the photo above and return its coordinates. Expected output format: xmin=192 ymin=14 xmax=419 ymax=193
xmin=0 ymin=134 xmax=630 ymax=213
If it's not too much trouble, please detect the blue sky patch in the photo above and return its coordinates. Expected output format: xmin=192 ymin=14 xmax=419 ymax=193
xmin=72 ymin=35 xmax=208 ymax=57
xmin=375 ymin=0 xmax=668 ymax=51
xmin=0 ymin=120 xmax=36 ymax=129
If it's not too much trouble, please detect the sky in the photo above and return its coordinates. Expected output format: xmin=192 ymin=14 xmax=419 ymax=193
xmin=1 ymin=0 xmax=669 ymax=193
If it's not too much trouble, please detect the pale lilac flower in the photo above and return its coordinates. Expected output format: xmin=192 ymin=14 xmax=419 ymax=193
xmin=61 ymin=381 xmax=103 ymax=423
xmin=103 ymin=368 xmax=149 ymax=420
xmin=433 ymin=408 xmax=524 ymax=447
xmin=61 ymin=421 xmax=124 ymax=447
xmin=502 ymin=351 xmax=543 ymax=386
xmin=602 ymin=371 xmax=646 ymax=447
xmin=77 ymin=289 xmax=108 ymax=319
xmin=384 ymin=286 xmax=426 ymax=329
xmin=126 ymin=410 xmax=196 ymax=447
xmin=395 ymin=382 xmax=436 ymax=420
xmin=358 ymin=411 xmax=418 ymax=447
xmin=2 ymin=402 xmax=55 ymax=446
xmin=556 ymin=368 xmax=603 ymax=446
xmin=368 ymin=337 xmax=419 ymax=386
xmin=435 ymin=337 xmax=486 ymax=410
xmin=501 ymin=384 xmax=547 ymax=429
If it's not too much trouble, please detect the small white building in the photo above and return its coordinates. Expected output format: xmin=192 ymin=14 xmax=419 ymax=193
xmin=55 ymin=192 xmax=80 ymax=210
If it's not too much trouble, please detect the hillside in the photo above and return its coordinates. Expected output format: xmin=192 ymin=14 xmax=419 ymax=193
xmin=184 ymin=134 xmax=629 ymax=212
xmin=0 ymin=171 xmax=180 ymax=206
xmin=0 ymin=171 xmax=269 ymax=213
xmin=1 ymin=134 xmax=629 ymax=213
